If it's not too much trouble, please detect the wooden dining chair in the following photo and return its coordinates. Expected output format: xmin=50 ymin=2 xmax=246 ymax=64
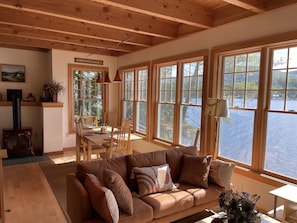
xmin=75 ymin=120 xmax=87 ymax=162
xmin=193 ymin=128 xmax=200 ymax=148
xmin=75 ymin=119 xmax=107 ymax=161
xmin=104 ymin=126 xmax=131 ymax=159
xmin=81 ymin=115 xmax=98 ymax=128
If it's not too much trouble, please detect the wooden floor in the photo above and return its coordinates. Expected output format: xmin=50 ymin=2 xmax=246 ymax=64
xmin=2 ymin=149 xmax=77 ymax=223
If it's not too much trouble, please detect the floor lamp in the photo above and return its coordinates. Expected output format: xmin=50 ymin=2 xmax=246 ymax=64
xmin=205 ymin=98 xmax=229 ymax=158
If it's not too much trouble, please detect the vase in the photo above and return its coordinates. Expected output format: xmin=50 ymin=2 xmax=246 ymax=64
xmin=52 ymin=93 xmax=57 ymax=102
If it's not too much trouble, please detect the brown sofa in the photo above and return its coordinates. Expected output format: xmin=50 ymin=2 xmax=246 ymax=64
xmin=67 ymin=146 xmax=235 ymax=223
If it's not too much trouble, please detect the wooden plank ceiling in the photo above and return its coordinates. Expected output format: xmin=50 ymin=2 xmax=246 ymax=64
xmin=0 ymin=0 xmax=296 ymax=56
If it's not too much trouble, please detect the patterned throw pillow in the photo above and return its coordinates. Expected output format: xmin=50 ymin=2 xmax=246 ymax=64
xmin=103 ymin=169 xmax=134 ymax=215
xmin=133 ymin=164 xmax=175 ymax=196
xmin=84 ymin=173 xmax=119 ymax=223
xmin=178 ymin=154 xmax=212 ymax=188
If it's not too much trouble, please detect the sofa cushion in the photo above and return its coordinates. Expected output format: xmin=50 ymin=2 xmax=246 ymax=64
xmin=140 ymin=190 xmax=194 ymax=219
xmin=208 ymin=160 xmax=235 ymax=190
xmin=126 ymin=150 xmax=167 ymax=191
xmin=178 ymin=154 xmax=211 ymax=188
xmin=77 ymin=156 xmax=127 ymax=183
xmin=179 ymin=183 xmax=224 ymax=206
xmin=119 ymin=197 xmax=154 ymax=223
xmin=133 ymin=164 xmax=175 ymax=196
xmin=165 ymin=146 xmax=198 ymax=180
xmin=103 ymin=169 xmax=134 ymax=215
xmin=84 ymin=174 xmax=119 ymax=223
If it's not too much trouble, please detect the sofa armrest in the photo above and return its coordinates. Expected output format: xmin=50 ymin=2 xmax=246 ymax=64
xmin=66 ymin=173 xmax=93 ymax=223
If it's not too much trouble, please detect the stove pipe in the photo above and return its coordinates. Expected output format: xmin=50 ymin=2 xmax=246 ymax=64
xmin=12 ymin=96 xmax=21 ymax=129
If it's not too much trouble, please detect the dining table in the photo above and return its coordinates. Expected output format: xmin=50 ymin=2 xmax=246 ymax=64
xmin=82 ymin=126 xmax=113 ymax=161
xmin=82 ymin=125 xmax=143 ymax=161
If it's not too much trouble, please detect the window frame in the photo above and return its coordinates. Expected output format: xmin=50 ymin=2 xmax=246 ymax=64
xmin=152 ymin=52 xmax=208 ymax=149
xmin=68 ymin=64 xmax=108 ymax=133
xmin=120 ymin=63 xmax=150 ymax=136
xmin=211 ymin=33 xmax=297 ymax=184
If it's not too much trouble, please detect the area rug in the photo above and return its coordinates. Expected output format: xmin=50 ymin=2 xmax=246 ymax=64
xmin=3 ymin=155 xmax=50 ymax=166
xmin=39 ymin=161 xmax=77 ymax=223
xmin=171 ymin=209 xmax=214 ymax=223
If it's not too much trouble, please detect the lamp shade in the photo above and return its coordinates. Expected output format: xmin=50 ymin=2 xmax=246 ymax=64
xmin=205 ymin=98 xmax=229 ymax=118
xmin=113 ymin=69 xmax=122 ymax=82
xmin=103 ymin=71 xmax=111 ymax=84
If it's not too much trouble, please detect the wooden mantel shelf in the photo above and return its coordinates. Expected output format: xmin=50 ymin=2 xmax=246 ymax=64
xmin=41 ymin=102 xmax=63 ymax=107
xmin=0 ymin=101 xmax=63 ymax=107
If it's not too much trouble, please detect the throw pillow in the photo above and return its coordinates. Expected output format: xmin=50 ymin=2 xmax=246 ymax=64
xmin=178 ymin=154 xmax=212 ymax=188
xmin=103 ymin=169 xmax=134 ymax=215
xmin=208 ymin=159 xmax=235 ymax=190
xmin=133 ymin=164 xmax=175 ymax=196
xmin=84 ymin=173 xmax=119 ymax=223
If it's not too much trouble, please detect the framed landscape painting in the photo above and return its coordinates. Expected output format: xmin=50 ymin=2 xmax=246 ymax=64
xmin=1 ymin=64 xmax=25 ymax=82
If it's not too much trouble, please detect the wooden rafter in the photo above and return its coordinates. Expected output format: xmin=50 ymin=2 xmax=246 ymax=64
xmin=222 ymin=0 xmax=265 ymax=13
xmin=0 ymin=0 xmax=295 ymax=56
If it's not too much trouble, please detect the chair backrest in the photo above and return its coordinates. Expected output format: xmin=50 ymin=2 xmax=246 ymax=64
xmin=121 ymin=118 xmax=130 ymax=129
xmin=75 ymin=120 xmax=84 ymax=145
xmin=81 ymin=116 xmax=98 ymax=127
xmin=193 ymin=128 xmax=200 ymax=148
xmin=109 ymin=126 xmax=131 ymax=158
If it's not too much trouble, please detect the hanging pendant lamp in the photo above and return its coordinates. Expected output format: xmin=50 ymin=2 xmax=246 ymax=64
xmin=113 ymin=69 xmax=122 ymax=82
xmin=104 ymin=71 xmax=111 ymax=84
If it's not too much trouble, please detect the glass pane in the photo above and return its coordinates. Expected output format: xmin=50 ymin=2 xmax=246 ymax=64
xmin=223 ymin=74 xmax=233 ymax=90
xmin=224 ymin=56 xmax=234 ymax=73
xmin=265 ymin=112 xmax=297 ymax=179
xmin=288 ymin=69 xmax=297 ymax=90
xmin=286 ymin=93 xmax=297 ymax=111
xmin=247 ymin=52 xmax=261 ymax=71
xmin=136 ymin=102 xmax=146 ymax=133
xmin=246 ymin=92 xmax=258 ymax=108
xmin=179 ymin=105 xmax=201 ymax=147
xmin=220 ymin=109 xmax=254 ymax=165
xmin=246 ymin=72 xmax=259 ymax=90
xmin=235 ymin=54 xmax=247 ymax=72
xmin=72 ymin=69 xmax=103 ymax=126
xmin=271 ymin=70 xmax=286 ymax=90
xmin=233 ymin=92 xmax=244 ymax=107
xmin=123 ymin=101 xmax=133 ymax=121
xmin=234 ymin=73 xmax=245 ymax=90
xmin=270 ymin=91 xmax=285 ymax=110
xmin=289 ymin=47 xmax=297 ymax=68
xmin=273 ymin=48 xmax=288 ymax=69
xmin=157 ymin=104 xmax=174 ymax=141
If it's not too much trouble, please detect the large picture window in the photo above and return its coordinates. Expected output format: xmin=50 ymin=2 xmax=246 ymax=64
xmin=155 ymin=57 xmax=204 ymax=147
xmin=264 ymin=46 xmax=297 ymax=180
xmin=220 ymin=52 xmax=261 ymax=165
xmin=68 ymin=64 xmax=107 ymax=132
xmin=216 ymin=43 xmax=297 ymax=183
xmin=122 ymin=66 xmax=148 ymax=135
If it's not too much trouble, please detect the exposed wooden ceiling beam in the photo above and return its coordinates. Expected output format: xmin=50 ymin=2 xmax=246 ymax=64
xmin=0 ymin=7 xmax=153 ymax=47
xmin=0 ymin=34 xmax=124 ymax=56
xmin=91 ymin=0 xmax=214 ymax=29
xmin=0 ymin=23 xmax=143 ymax=53
xmin=0 ymin=0 xmax=177 ymax=39
xmin=222 ymin=0 xmax=265 ymax=13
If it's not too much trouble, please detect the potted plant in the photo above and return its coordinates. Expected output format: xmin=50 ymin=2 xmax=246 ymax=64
xmin=43 ymin=80 xmax=65 ymax=102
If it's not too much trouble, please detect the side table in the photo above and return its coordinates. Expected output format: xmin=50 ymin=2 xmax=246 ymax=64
xmin=269 ymin=184 xmax=297 ymax=222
